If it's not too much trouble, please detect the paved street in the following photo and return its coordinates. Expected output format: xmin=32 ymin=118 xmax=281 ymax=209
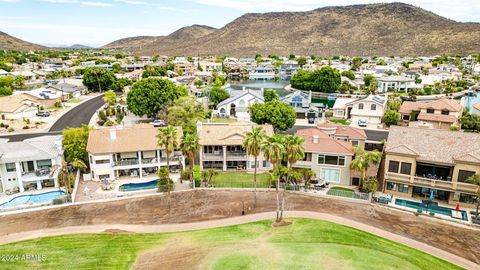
xmin=0 ymin=95 xmax=104 ymax=142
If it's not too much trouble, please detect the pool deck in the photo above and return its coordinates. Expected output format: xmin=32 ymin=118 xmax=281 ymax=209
xmin=0 ymin=187 xmax=63 ymax=205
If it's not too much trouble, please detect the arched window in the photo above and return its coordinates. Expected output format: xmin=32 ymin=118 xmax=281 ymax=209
xmin=239 ymin=99 xmax=245 ymax=107
xmin=220 ymin=108 xmax=226 ymax=113
xmin=371 ymin=104 xmax=376 ymax=111
xmin=358 ymin=103 xmax=364 ymax=110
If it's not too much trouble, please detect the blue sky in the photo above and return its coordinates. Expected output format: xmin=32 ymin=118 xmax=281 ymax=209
xmin=0 ymin=0 xmax=479 ymax=47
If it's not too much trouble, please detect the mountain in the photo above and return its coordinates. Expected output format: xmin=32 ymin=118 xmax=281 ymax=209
xmin=0 ymin=31 xmax=46 ymax=51
xmin=66 ymin=44 xmax=92 ymax=49
xmin=103 ymin=24 xmax=217 ymax=55
xmin=103 ymin=3 xmax=480 ymax=56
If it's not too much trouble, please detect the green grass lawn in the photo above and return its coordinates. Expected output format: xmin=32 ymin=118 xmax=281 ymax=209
xmin=329 ymin=186 xmax=354 ymax=192
xmin=210 ymin=171 xmax=271 ymax=188
xmin=326 ymin=186 xmax=367 ymax=200
xmin=328 ymin=119 xmax=351 ymax=125
xmin=0 ymin=219 xmax=460 ymax=270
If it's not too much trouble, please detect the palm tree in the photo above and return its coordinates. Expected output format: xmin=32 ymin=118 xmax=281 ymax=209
xmin=181 ymin=133 xmax=199 ymax=187
xmin=71 ymin=159 xmax=87 ymax=172
xmin=284 ymin=135 xmax=305 ymax=185
xmin=201 ymin=168 xmax=218 ymax=187
xmin=467 ymin=174 xmax=480 ymax=219
xmin=261 ymin=134 xmax=285 ymax=222
xmin=51 ymin=160 xmax=72 ymax=201
xmin=242 ymin=127 xmax=267 ymax=204
xmin=350 ymin=146 xmax=382 ymax=188
xmin=157 ymin=125 xmax=178 ymax=178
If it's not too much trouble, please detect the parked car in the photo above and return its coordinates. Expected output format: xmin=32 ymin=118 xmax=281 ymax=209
xmin=36 ymin=111 xmax=50 ymax=117
xmin=149 ymin=119 xmax=165 ymax=127
xmin=358 ymin=119 xmax=367 ymax=127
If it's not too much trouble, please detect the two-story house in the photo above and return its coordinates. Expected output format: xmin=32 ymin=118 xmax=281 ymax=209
xmin=0 ymin=135 xmax=63 ymax=194
xmin=377 ymin=75 xmax=416 ymax=92
xmin=280 ymin=90 xmax=319 ymax=122
xmin=384 ymin=126 xmax=480 ymax=206
xmin=216 ymin=89 xmax=264 ymax=121
xmin=197 ymin=122 xmax=273 ymax=171
xmin=342 ymin=95 xmax=387 ymax=127
xmin=294 ymin=128 xmax=355 ymax=185
xmin=86 ymin=124 xmax=184 ymax=181
xmin=399 ymin=99 xmax=463 ymax=129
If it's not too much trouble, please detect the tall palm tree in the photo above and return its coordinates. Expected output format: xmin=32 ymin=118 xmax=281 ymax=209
xmin=181 ymin=133 xmax=199 ymax=187
xmin=50 ymin=160 xmax=72 ymax=201
xmin=261 ymin=134 xmax=285 ymax=222
xmin=284 ymin=135 xmax=305 ymax=185
xmin=467 ymin=174 xmax=480 ymax=219
xmin=350 ymin=146 xmax=382 ymax=188
xmin=157 ymin=125 xmax=178 ymax=178
xmin=242 ymin=127 xmax=267 ymax=204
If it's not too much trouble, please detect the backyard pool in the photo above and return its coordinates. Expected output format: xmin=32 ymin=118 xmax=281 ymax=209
xmin=463 ymin=94 xmax=480 ymax=115
xmin=0 ymin=190 xmax=65 ymax=209
xmin=395 ymin=199 xmax=468 ymax=221
xmin=119 ymin=180 xmax=158 ymax=192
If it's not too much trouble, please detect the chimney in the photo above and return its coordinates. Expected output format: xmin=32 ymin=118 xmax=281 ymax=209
xmin=109 ymin=128 xmax=117 ymax=140
xmin=312 ymin=135 xmax=319 ymax=144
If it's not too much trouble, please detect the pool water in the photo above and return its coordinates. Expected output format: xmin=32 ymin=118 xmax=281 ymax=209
xmin=0 ymin=190 xmax=65 ymax=209
xmin=395 ymin=199 xmax=468 ymax=221
xmin=464 ymin=94 xmax=480 ymax=115
xmin=119 ymin=180 xmax=158 ymax=192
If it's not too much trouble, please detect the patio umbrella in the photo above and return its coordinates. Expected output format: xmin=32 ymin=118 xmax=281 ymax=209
xmin=456 ymin=202 xmax=460 ymax=212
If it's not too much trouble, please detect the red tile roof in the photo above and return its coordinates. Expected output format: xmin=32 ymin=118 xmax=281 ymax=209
xmin=296 ymin=128 xmax=354 ymax=155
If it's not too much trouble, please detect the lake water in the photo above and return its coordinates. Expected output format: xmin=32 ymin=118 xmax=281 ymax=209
xmin=227 ymin=79 xmax=290 ymax=97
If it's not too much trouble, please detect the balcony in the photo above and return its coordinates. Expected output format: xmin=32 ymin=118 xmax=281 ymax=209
xmin=159 ymin=156 xmax=182 ymax=163
xmin=226 ymin=151 xmax=247 ymax=159
xmin=386 ymin=172 xmax=478 ymax=193
xmin=203 ymin=151 xmax=224 ymax=160
xmin=113 ymin=159 xmax=139 ymax=166
xmin=141 ymin=158 xmax=158 ymax=164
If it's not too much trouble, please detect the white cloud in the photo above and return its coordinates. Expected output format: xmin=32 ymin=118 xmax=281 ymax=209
xmin=193 ymin=0 xmax=480 ymax=22
xmin=81 ymin=1 xmax=113 ymax=7
xmin=0 ymin=0 xmax=20 ymax=3
xmin=114 ymin=0 xmax=149 ymax=5
xmin=41 ymin=0 xmax=113 ymax=7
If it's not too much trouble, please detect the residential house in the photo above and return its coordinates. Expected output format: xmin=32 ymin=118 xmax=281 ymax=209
xmin=332 ymin=97 xmax=357 ymax=119
xmin=377 ymin=75 xmax=415 ymax=92
xmin=384 ymin=126 xmax=480 ymax=206
xmin=0 ymin=94 xmax=40 ymax=120
xmin=197 ymin=122 xmax=273 ymax=172
xmin=294 ymin=128 xmax=355 ymax=185
xmin=333 ymin=95 xmax=387 ymax=127
xmin=46 ymin=83 xmax=87 ymax=98
xmin=317 ymin=122 xmax=367 ymax=149
xmin=0 ymin=69 xmax=9 ymax=77
xmin=199 ymin=61 xmax=222 ymax=73
xmin=249 ymin=67 xmax=276 ymax=80
xmin=174 ymin=62 xmax=196 ymax=76
xmin=216 ymin=89 xmax=264 ymax=121
xmin=279 ymin=64 xmax=299 ymax=80
xmin=0 ymin=135 xmax=63 ymax=194
xmin=86 ymin=124 xmax=184 ymax=181
xmin=399 ymin=98 xmax=463 ymax=129
xmin=17 ymin=87 xmax=69 ymax=107
xmin=280 ymin=90 xmax=319 ymax=122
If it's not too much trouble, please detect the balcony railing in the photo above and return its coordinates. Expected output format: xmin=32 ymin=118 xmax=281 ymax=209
xmin=113 ymin=159 xmax=139 ymax=166
xmin=226 ymin=151 xmax=247 ymax=158
xmin=22 ymin=167 xmax=51 ymax=178
xmin=159 ymin=156 xmax=181 ymax=162
xmin=386 ymin=172 xmax=478 ymax=193
xmin=141 ymin=158 xmax=158 ymax=164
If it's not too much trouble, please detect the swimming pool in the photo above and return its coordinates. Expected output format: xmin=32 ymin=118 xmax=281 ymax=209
xmin=395 ymin=199 xmax=468 ymax=221
xmin=0 ymin=190 xmax=65 ymax=209
xmin=119 ymin=180 xmax=158 ymax=192
xmin=464 ymin=94 xmax=480 ymax=115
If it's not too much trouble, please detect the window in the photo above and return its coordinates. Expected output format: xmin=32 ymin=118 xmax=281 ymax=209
xmin=371 ymin=104 xmax=376 ymax=111
xmin=358 ymin=103 xmax=364 ymax=110
xmin=386 ymin=182 xmax=397 ymax=191
xmin=96 ymin=159 xmax=110 ymax=164
xmin=441 ymin=110 xmax=449 ymax=115
xmin=303 ymin=152 xmax=312 ymax=162
xmin=400 ymin=162 xmax=412 ymax=175
xmin=250 ymin=161 xmax=258 ymax=169
xmin=398 ymin=184 xmax=409 ymax=193
xmin=351 ymin=140 xmax=359 ymax=146
xmin=426 ymin=108 xmax=434 ymax=114
xmin=459 ymin=193 xmax=477 ymax=204
xmin=458 ymin=170 xmax=476 ymax=183
xmin=262 ymin=160 xmax=270 ymax=167
xmin=388 ymin=161 xmax=399 ymax=173
xmin=317 ymin=155 xmax=345 ymax=166
xmin=321 ymin=168 xmax=340 ymax=183
xmin=6 ymin=163 xmax=16 ymax=172
xmin=37 ymin=159 xmax=52 ymax=168
xmin=402 ymin=114 xmax=410 ymax=121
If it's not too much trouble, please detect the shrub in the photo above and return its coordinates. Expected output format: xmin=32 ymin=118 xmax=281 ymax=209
xmin=22 ymin=125 xmax=30 ymax=129
xmin=54 ymin=100 xmax=62 ymax=108
xmin=325 ymin=111 xmax=333 ymax=117
xmin=115 ymin=113 xmax=124 ymax=124
xmin=97 ymin=120 xmax=105 ymax=126
xmin=0 ymin=122 xmax=4 ymax=128
xmin=7 ymin=127 xmax=14 ymax=132
xmin=193 ymin=165 xmax=201 ymax=181
xmin=98 ymin=110 xmax=107 ymax=121
xmin=181 ymin=169 xmax=191 ymax=180
xmin=53 ymin=196 xmax=67 ymax=205
xmin=105 ymin=120 xmax=114 ymax=126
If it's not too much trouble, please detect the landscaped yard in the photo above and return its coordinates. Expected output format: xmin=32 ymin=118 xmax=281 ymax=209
xmin=326 ymin=186 xmax=368 ymax=200
xmin=328 ymin=118 xmax=351 ymax=125
xmin=0 ymin=219 xmax=460 ymax=269
xmin=210 ymin=171 xmax=271 ymax=188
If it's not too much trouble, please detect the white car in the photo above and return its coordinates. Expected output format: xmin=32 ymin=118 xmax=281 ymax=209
xmin=358 ymin=119 xmax=368 ymax=127
xmin=149 ymin=119 xmax=165 ymax=127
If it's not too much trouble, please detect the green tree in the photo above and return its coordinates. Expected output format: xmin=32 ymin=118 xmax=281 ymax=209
xmin=250 ymin=100 xmax=296 ymax=131
xmin=167 ymin=96 xmax=207 ymax=135
xmin=103 ymin=90 xmax=116 ymax=106
xmin=263 ymin=89 xmax=279 ymax=102
xmin=181 ymin=133 xmax=200 ymax=186
xmin=82 ymin=67 xmax=116 ymax=92
xmin=110 ymin=77 xmax=132 ymax=92
xmin=466 ymin=174 xmax=480 ymax=219
xmin=242 ymin=127 xmax=267 ymax=204
xmin=297 ymin=56 xmax=307 ymax=67
xmin=201 ymin=168 xmax=218 ymax=186
xmin=341 ymin=70 xmax=355 ymax=80
xmin=387 ymin=99 xmax=402 ymax=112
xmin=284 ymin=135 xmax=305 ymax=185
xmin=13 ymin=75 xmax=26 ymax=89
xmin=363 ymin=75 xmax=375 ymax=87
xmin=208 ymin=84 xmax=229 ymax=107
xmin=362 ymin=177 xmax=379 ymax=201
xmin=157 ymin=167 xmax=174 ymax=193
xmin=261 ymin=134 xmax=285 ymax=222
xmin=127 ymin=78 xmax=187 ymax=117
xmin=157 ymin=125 xmax=178 ymax=178
xmin=290 ymin=66 xmax=341 ymax=93
xmin=383 ymin=110 xmax=400 ymax=126
xmin=62 ymin=125 xmax=91 ymax=165
xmin=350 ymin=147 xmax=382 ymax=188
xmin=351 ymin=57 xmax=362 ymax=71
